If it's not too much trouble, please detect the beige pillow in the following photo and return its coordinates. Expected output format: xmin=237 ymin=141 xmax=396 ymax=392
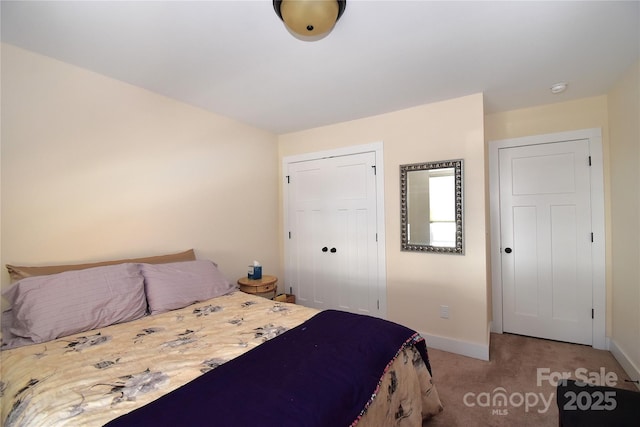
xmin=6 ymin=249 xmax=196 ymax=283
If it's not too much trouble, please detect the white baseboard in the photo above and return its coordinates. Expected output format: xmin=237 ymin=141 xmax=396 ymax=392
xmin=609 ymin=338 xmax=640 ymax=391
xmin=420 ymin=331 xmax=490 ymax=361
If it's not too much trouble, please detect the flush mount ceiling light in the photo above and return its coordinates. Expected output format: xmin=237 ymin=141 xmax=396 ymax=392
xmin=550 ymin=82 xmax=568 ymax=94
xmin=273 ymin=0 xmax=346 ymax=39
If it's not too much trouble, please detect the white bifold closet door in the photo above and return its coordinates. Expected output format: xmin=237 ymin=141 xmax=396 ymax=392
xmin=286 ymin=151 xmax=380 ymax=316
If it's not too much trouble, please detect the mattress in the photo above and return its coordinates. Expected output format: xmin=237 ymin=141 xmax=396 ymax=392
xmin=1 ymin=291 xmax=442 ymax=426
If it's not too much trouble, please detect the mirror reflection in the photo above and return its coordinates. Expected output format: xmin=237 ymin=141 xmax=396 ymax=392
xmin=400 ymin=159 xmax=464 ymax=254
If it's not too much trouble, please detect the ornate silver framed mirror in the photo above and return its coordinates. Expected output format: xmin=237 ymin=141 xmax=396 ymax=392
xmin=400 ymin=159 xmax=464 ymax=254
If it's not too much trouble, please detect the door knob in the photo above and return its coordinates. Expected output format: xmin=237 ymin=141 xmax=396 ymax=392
xmin=504 ymin=247 xmax=513 ymax=254
xmin=322 ymin=247 xmax=328 ymax=252
xmin=330 ymin=247 xmax=337 ymax=253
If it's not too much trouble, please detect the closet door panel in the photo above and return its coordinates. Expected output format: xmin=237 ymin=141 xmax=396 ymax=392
xmin=287 ymin=151 xmax=379 ymax=315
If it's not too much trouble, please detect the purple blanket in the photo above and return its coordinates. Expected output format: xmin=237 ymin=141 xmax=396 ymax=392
xmin=105 ymin=309 xmax=431 ymax=427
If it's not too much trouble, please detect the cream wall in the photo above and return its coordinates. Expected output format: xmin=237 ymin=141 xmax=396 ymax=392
xmin=1 ymin=44 xmax=281 ymax=289
xmin=4 ymin=40 xmax=634 ymax=365
xmin=485 ymin=95 xmax=610 ymax=142
xmin=608 ymin=60 xmax=640 ymax=378
xmin=278 ymin=94 xmax=489 ymax=351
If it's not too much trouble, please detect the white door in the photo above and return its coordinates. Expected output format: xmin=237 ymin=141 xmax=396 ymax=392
xmin=287 ymin=151 xmax=380 ymax=315
xmin=499 ymin=139 xmax=593 ymax=345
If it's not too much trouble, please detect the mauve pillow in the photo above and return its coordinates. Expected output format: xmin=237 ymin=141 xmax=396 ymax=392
xmin=141 ymin=260 xmax=236 ymax=315
xmin=2 ymin=263 xmax=147 ymax=344
xmin=1 ymin=309 xmax=33 ymax=350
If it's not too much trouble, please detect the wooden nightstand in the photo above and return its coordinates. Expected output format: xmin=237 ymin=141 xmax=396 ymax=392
xmin=237 ymin=275 xmax=278 ymax=299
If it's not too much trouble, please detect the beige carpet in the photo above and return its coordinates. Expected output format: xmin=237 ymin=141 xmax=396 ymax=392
xmin=424 ymin=333 xmax=638 ymax=426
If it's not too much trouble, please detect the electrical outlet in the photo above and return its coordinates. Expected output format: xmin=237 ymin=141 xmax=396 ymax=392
xmin=440 ymin=305 xmax=449 ymax=319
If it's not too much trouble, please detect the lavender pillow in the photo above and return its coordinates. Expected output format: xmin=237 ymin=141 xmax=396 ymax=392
xmin=2 ymin=263 xmax=147 ymax=344
xmin=1 ymin=309 xmax=34 ymax=350
xmin=141 ymin=260 xmax=236 ymax=315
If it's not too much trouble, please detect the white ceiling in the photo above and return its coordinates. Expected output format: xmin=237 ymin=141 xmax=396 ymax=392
xmin=2 ymin=1 xmax=639 ymax=134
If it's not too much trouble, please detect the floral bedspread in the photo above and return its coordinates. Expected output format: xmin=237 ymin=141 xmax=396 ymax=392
xmin=1 ymin=291 xmax=442 ymax=426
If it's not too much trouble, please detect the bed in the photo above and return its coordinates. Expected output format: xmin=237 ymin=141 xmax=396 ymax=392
xmin=1 ymin=251 xmax=443 ymax=426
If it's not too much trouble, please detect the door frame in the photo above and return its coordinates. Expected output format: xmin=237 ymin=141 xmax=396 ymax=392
xmin=489 ymin=128 xmax=606 ymax=349
xmin=282 ymin=141 xmax=387 ymax=318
